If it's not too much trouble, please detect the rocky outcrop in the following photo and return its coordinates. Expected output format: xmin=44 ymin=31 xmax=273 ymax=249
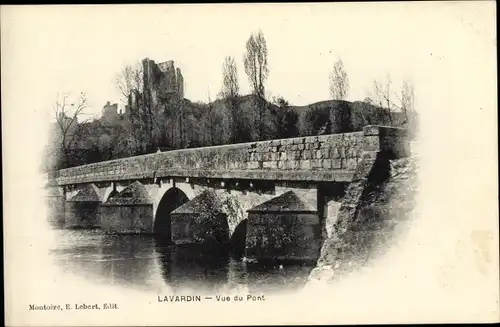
xmin=309 ymin=155 xmax=418 ymax=282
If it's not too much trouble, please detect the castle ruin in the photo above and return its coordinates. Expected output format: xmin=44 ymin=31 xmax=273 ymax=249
xmin=142 ymin=58 xmax=184 ymax=116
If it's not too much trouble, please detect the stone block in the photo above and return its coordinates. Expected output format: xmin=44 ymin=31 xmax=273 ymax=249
xmin=344 ymin=158 xmax=358 ymax=170
xmin=248 ymin=161 xmax=259 ymax=169
xmin=315 ymin=150 xmax=323 ymax=159
xmin=270 ymin=152 xmax=278 ymax=161
xmin=263 ymin=161 xmax=277 ymax=169
xmin=322 ymin=159 xmax=332 ymax=169
xmin=279 ymin=152 xmax=287 ymax=161
xmin=311 ymin=159 xmax=322 ymax=169
xmin=298 ymin=144 xmax=305 ymax=151
xmin=331 ymin=147 xmax=340 ymax=158
xmin=339 ymin=147 xmax=346 ymax=158
xmin=277 ymin=161 xmax=284 ymax=169
xmin=363 ymin=135 xmax=380 ymax=152
xmin=300 ymin=160 xmax=311 ymax=170
xmin=332 ymin=159 xmax=342 ymax=169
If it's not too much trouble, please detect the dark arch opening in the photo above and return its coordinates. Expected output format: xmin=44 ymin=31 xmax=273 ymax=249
xmin=154 ymin=187 xmax=189 ymax=244
xmin=229 ymin=219 xmax=248 ymax=258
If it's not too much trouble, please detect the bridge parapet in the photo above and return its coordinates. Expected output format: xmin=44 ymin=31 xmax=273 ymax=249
xmin=51 ymin=125 xmax=409 ymax=186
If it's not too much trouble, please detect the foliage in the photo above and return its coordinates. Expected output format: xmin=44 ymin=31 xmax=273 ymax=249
xmin=270 ymin=96 xmax=299 ymax=139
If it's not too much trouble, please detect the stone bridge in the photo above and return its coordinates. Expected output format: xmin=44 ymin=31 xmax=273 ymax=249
xmin=46 ymin=125 xmax=410 ymax=262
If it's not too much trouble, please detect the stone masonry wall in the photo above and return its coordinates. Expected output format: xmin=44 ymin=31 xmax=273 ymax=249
xmin=246 ymin=212 xmax=322 ymax=262
xmin=52 ymin=126 xmax=408 ymax=186
xmin=54 ymin=132 xmax=365 ymax=185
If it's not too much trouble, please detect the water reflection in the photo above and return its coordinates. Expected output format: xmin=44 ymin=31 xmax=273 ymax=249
xmin=50 ymin=227 xmax=314 ymax=294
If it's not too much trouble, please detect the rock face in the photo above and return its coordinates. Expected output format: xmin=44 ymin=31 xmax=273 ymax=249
xmin=309 ymin=155 xmax=418 ymax=282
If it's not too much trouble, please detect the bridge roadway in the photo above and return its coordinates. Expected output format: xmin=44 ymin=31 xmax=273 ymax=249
xmin=50 ymin=125 xmax=408 ymax=187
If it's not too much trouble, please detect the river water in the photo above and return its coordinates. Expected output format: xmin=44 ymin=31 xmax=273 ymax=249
xmin=48 ymin=226 xmax=315 ymax=295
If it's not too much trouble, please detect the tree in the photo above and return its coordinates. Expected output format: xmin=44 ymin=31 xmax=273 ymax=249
xmin=328 ymin=58 xmax=352 ymax=133
xmin=271 ymin=96 xmax=299 ymax=138
xmin=116 ymin=61 xmax=161 ymax=153
xmin=372 ymin=75 xmax=417 ymax=128
xmin=372 ymin=74 xmax=395 ymax=124
xmin=399 ymin=80 xmax=415 ymax=122
xmin=219 ymin=56 xmax=241 ymax=142
xmin=329 ymin=58 xmax=349 ymax=100
xmin=206 ymin=90 xmax=216 ymax=145
xmin=243 ymin=30 xmax=269 ymax=140
xmin=53 ymin=92 xmax=89 ymax=168
xmin=115 ymin=62 xmax=143 ymax=105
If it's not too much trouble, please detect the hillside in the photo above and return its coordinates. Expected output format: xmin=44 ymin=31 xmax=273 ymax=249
xmin=200 ymin=94 xmax=407 ymax=138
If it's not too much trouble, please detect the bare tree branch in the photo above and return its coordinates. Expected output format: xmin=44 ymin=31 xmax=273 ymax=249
xmin=115 ymin=62 xmax=143 ymax=105
xmin=372 ymin=75 xmax=417 ymax=127
xmin=53 ymin=92 xmax=90 ymax=168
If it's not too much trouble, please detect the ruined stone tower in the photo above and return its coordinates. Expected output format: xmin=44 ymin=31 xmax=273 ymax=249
xmin=142 ymin=58 xmax=184 ymax=116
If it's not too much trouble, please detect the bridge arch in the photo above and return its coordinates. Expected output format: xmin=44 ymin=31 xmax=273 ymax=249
xmin=154 ymin=187 xmax=189 ymax=243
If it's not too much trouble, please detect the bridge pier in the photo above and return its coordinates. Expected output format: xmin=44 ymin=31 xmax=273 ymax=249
xmin=245 ymin=190 xmax=323 ymax=263
xmin=170 ymin=190 xmax=229 ymax=245
xmin=45 ymin=186 xmax=65 ymax=228
xmin=100 ymin=181 xmax=154 ymax=234
xmin=64 ymin=184 xmax=102 ymax=229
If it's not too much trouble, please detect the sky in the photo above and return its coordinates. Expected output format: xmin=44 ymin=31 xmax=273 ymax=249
xmin=2 ymin=2 xmax=495 ymax=121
